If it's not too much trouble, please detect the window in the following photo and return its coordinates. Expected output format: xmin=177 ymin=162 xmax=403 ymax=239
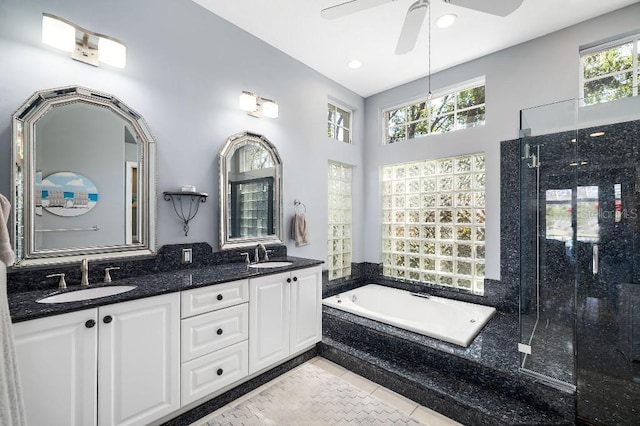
xmin=580 ymin=35 xmax=640 ymax=105
xmin=546 ymin=186 xmax=600 ymax=244
xmin=383 ymin=79 xmax=485 ymax=144
xmin=327 ymin=101 xmax=352 ymax=143
xmin=381 ymin=153 xmax=486 ymax=294
xmin=328 ymin=162 xmax=353 ymax=280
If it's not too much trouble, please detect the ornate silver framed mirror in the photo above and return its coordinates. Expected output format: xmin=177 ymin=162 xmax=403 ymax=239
xmin=11 ymin=86 xmax=156 ymax=267
xmin=219 ymin=131 xmax=282 ymax=250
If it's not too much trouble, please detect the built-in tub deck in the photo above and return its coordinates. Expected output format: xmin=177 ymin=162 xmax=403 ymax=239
xmin=320 ymin=301 xmax=576 ymax=426
xmin=322 ymin=302 xmax=519 ymax=377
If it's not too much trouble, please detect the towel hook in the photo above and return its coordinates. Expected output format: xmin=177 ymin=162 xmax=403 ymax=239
xmin=294 ymin=199 xmax=306 ymax=214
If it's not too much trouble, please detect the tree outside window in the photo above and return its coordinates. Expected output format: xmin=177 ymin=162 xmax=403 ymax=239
xmin=581 ymin=36 xmax=639 ymax=105
xmin=384 ymin=81 xmax=485 ymax=144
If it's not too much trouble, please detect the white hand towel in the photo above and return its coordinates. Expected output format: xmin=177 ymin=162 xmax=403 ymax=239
xmin=291 ymin=213 xmax=309 ymax=247
xmin=0 ymin=261 xmax=27 ymax=426
xmin=0 ymin=194 xmax=15 ymax=267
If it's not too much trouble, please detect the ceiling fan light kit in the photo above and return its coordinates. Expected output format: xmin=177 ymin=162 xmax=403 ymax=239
xmin=321 ymin=0 xmax=525 ymax=54
xmin=436 ymin=13 xmax=457 ymax=28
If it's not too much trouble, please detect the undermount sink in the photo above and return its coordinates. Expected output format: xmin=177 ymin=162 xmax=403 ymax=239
xmin=37 ymin=285 xmax=137 ymax=304
xmin=248 ymin=261 xmax=293 ymax=269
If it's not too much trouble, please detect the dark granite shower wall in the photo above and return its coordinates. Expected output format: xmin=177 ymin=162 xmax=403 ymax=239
xmin=509 ymin=118 xmax=640 ymax=426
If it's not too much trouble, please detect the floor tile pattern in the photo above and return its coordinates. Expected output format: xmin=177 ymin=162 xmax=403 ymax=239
xmin=204 ymin=362 xmax=423 ymax=425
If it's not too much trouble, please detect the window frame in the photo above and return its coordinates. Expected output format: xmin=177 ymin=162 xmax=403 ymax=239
xmin=579 ymin=34 xmax=640 ymax=106
xmin=327 ymin=100 xmax=353 ymax=144
xmin=382 ymin=77 xmax=486 ymax=144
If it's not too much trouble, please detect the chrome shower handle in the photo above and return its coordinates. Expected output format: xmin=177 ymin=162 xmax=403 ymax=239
xmin=592 ymin=244 xmax=598 ymax=275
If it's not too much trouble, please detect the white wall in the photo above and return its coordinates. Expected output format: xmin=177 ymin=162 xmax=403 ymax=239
xmin=362 ymin=3 xmax=640 ymax=280
xmin=0 ymin=0 xmax=365 ymax=265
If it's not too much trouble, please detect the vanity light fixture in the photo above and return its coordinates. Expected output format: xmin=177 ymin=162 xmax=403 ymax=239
xmin=42 ymin=13 xmax=126 ymax=68
xmin=238 ymin=91 xmax=279 ymax=118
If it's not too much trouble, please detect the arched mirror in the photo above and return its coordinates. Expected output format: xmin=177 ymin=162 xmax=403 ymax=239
xmin=219 ymin=131 xmax=282 ymax=250
xmin=11 ymin=86 xmax=156 ymax=266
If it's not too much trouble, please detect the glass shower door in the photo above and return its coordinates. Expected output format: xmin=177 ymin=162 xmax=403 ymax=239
xmin=519 ymin=123 xmax=578 ymax=390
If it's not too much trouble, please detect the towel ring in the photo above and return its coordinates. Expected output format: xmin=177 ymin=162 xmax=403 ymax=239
xmin=294 ymin=199 xmax=306 ymax=214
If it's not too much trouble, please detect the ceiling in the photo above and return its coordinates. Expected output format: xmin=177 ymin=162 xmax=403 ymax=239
xmin=192 ymin=0 xmax=638 ymax=97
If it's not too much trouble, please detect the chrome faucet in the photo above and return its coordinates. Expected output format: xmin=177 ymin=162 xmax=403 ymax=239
xmin=81 ymin=258 xmax=89 ymax=286
xmin=254 ymin=243 xmax=268 ymax=263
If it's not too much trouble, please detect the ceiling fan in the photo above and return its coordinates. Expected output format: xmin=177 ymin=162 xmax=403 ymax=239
xmin=321 ymin=0 xmax=524 ymax=55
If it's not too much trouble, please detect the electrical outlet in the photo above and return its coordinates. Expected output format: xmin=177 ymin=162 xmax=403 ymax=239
xmin=182 ymin=248 xmax=192 ymax=264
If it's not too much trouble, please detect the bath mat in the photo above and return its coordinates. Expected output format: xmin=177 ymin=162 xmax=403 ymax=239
xmin=204 ymin=362 xmax=423 ymax=425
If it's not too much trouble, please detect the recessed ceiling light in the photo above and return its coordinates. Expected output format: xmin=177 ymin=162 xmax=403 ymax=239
xmin=589 ymin=131 xmax=605 ymax=137
xmin=436 ymin=14 xmax=457 ymax=28
xmin=347 ymin=59 xmax=362 ymax=69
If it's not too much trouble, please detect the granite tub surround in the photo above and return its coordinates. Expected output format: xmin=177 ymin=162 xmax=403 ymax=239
xmin=321 ymin=306 xmax=575 ymax=425
xmin=324 ymin=262 xmax=514 ymax=313
xmin=322 ymin=262 xmax=381 ymax=298
xmin=8 ymin=250 xmax=320 ymax=323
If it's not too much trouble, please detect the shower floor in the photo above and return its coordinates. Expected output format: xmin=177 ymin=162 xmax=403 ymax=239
xmin=520 ymin=315 xmax=574 ymax=385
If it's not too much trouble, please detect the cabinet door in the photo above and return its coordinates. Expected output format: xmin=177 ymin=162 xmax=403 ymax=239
xmin=290 ymin=266 xmax=322 ymax=354
xmin=98 ymin=293 xmax=180 ymax=426
xmin=249 ymin=272 xmax=290 ymax=374
xmin=13 ymin=309 xmax=98 ymax=426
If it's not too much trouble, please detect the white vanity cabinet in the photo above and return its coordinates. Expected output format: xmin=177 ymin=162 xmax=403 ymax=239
xmin=249 ymin=265 xmax=322 ymax=374
xmin=13 ymin=293 xmax=181 ymax=426
xmin=13 ymin=309 xmax=98 ymax=426
xmin=180 ymin=280 xmax=249 ymax=406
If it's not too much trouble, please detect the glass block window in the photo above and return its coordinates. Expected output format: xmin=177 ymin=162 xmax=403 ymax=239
xmin=328 ymin=162 xmax=353 ymax=280
xmin=580 ymin=34 xmax=639 ymax=105
xmin=383 ymin=79 xmax=485 ymax=144
xmin=230 ymin=179 xmax=274 ymax=238
xmin=328 ymin=101 xmax=352 ymax=143
xmin=381 ymin=153 xmax=486 ymax=294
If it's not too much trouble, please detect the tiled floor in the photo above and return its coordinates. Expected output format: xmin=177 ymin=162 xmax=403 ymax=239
xmin=191 ymin=357 xmax=462 ymax=426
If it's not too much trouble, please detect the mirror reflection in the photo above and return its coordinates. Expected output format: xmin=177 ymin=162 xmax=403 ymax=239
xmin=219 ymin=132 xmax=282 ymax=250
xmin=12 ymin=86 xmax=156 ymax=266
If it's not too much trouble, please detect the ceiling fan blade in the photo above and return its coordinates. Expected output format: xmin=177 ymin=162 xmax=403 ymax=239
xmin=444 ymin=0 xmax=523 ymax=17
xmin=321 ymin=0 xmax=393 ymax=20
xmin=395 ymin=1 xmax=428 ymax=55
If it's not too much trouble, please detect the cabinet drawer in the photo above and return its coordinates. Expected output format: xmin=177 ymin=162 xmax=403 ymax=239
xmin=181 ymin=279 xmax=248 ymax=318
xmin=181 ymin=340 xmax=248 ymax=406
xmin=181 ymin=303 xmax=248 ymax=362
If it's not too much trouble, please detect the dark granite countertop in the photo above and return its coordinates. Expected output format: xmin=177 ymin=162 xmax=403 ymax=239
xmin=9 ymin=256 xmax=322 ymax=323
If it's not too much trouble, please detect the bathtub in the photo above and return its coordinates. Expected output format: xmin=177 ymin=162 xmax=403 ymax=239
xmin=322 ymin=284 xmax=496 ymax=347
